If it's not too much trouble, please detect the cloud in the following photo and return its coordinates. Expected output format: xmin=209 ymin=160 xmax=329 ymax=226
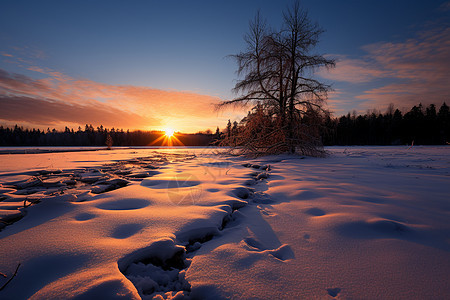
xmin=320 ymin=27 xmax=450 ymax=112
xmin=439 ymin=1 xmax=450 ymax=12
xmin=0 ymin=68 xmax=51 ymax=95
xmin=0 ymin=95 xmax=156 ymax=129
xmin=0 ymin=67 xmax=229 ymax=132
xmin=319 ymin=55 xmax=389 ymax=84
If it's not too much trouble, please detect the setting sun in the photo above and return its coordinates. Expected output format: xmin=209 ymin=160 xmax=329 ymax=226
xmin=164 ymin=128 xmax=175 ymax=138
xmin=149 ymin=128 xmax=182 ymax=146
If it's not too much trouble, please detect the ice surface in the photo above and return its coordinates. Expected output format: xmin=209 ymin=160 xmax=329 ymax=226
xmin=0 ymin=146 xmax=449 ymax=299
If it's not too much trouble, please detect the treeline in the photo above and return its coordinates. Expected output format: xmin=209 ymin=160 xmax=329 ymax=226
xmin=2 ymin=103 xmax=449 ymax=147
xmin=0 ymin=124 xmax=216 ymax=147
xmin=322 ymin=103 xmax=450 ymax=145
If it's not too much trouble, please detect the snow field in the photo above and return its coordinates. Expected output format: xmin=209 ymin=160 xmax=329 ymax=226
xmin=0 ymin=146 xmax=449 ymax=299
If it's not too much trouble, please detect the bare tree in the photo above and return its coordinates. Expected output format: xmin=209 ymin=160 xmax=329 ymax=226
xmin=218 ymin=1 xmax=335 ymax=156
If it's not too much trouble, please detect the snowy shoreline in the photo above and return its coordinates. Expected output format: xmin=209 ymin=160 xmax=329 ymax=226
xmin=0 ymin=147 xmax=449 ymax=299
xmin=0 ymin=146 xmax=218 ymax=155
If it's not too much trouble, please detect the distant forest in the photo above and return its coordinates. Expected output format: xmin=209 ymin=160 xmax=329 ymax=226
xmin=0 ymin=125 xmax=217 ymax=147
xmin=1 ymin=103 xmax=449 ymax=147
xmin=321 ymin=103 xmax=449 ymax=145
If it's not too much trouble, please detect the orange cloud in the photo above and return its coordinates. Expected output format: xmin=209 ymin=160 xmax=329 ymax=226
xmin=0 ymin=95 xmax=155 ymax=129
xmin=0 ymin=67 xmax=233 ymax=132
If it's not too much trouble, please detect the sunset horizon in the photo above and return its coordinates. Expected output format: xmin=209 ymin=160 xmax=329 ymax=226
xmin=1 ymin=1 xmax=449 ymax=299
xmin=1 ymin=1 xmax=449 ymax=133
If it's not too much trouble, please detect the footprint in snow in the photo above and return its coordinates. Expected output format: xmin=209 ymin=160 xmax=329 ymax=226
xmin=244 ymin=237 xmax=266 ymax=251
xmin=337 ymin=218 xmax=413 ymax=239
xmin=327 ymin=287 xmax=341 ymax=297
xmin=96 ymin=199 xmax=150 ymax=210
xmin=305 ymin=207 xmax=326 ymax=216
xmin=257 ymin=205 xmax=276 ymax=216
xmin=111 ymin=223 xmax=144 ymax=239
xmin=74 ymin=212 xmax=96 ymax=221
xmin=243 ymin=238 xmax=295 ymax=261
xmin=229 ymin=187 xmax=253 ymax=200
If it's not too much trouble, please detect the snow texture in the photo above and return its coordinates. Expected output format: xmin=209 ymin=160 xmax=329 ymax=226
xmin=0 ymin=146 xmax=449 ymax=299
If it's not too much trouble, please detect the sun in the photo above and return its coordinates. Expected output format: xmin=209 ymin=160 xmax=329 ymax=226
xmin=150 ymin=127 xmax=182 ymax=146
xmin=164 ymin=128 xmax=175 ymax=138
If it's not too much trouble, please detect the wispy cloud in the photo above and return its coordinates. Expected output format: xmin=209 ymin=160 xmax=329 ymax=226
xmin=439 ymin=1 xmax=450 ymax=12
xmin=320 ymin=27 xmax=450 ymax=112
xmin=320 ymin=55 xmax=389 ymax=84
xmin=0 ymin=67 xmax=230 ymax=132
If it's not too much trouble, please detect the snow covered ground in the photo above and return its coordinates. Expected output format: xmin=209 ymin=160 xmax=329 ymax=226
xmin=0 ymin=146 xmax=449 ymax=299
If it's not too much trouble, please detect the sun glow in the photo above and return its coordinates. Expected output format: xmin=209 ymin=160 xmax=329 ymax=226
xmin=164 ymin=128 xmax=175 ymax=138
xmin=149 ymin=128 xmax=183 ymax=146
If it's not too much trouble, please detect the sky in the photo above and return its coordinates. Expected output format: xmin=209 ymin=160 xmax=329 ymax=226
xmin=1 ymin=0 xmax=449 ymax=133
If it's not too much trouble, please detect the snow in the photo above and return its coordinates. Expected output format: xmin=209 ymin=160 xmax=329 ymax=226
xmin=0 ymin=146 xmax=449 ymax=299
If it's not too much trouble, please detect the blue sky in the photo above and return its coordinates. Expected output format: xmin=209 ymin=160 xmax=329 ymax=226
xmin=1 ymin=0 xmax=449 ymax=132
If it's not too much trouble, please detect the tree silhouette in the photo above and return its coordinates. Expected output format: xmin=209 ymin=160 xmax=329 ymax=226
xmin=218 ymin=1 xmax=334 ymax=156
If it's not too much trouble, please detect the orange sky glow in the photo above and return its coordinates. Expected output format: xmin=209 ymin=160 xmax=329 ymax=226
xmin=1 ymin=1 xmax=449 ymax=131
xmin=0 ymin=64 xmax=242 ymax=133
